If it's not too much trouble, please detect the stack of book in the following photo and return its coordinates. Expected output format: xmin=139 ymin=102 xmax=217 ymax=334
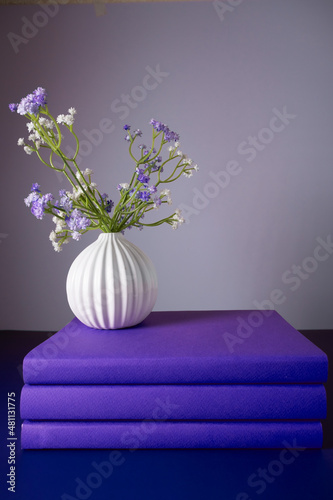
xmin=20 ymin=310 xmax=328 ymax=449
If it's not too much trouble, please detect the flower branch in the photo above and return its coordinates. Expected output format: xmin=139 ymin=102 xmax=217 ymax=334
xmin=9 ymin=87 xmax=198 ymax=251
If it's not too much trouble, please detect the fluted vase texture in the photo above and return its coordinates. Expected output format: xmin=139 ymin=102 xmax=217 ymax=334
xmin=66 ymin=233 xmax=158 ymax=329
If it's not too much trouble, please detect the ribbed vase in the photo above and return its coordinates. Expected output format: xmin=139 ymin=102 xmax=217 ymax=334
xmin=66 ymin=232 xmax=158 ymax=329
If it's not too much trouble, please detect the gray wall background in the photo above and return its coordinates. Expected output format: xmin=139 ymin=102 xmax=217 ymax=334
xmin=1 ymin=0 xmax=333 ymax=331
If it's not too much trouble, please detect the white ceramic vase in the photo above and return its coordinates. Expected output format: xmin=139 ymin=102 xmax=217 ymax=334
xmin=66 ymin=232 xmax=158 ymax=329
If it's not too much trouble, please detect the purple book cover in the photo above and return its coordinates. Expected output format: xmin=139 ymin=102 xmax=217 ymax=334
xmin=21 ymin=421 xmax=323 ymax=449
xmin=20 ymin=384 xmax=327 ymax=420
xmin=23 ymin=311 xmax=328 ymax=384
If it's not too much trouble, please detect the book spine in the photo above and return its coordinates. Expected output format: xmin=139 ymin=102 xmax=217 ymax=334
xmin=23 ymin=356 xmax=328 ymax=384
xmin=20 ymin=384 xmax=327 ymax=420
xmin=21 ymin=421 xmax=323 ymax=449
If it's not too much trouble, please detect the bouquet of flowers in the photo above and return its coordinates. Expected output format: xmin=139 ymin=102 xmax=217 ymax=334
xmin=9 ymin=87 xmax=198 ymax=251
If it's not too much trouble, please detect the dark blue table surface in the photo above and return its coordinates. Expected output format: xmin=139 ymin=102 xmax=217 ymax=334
xmin=1 ymin=329 xmax=332 ymax=500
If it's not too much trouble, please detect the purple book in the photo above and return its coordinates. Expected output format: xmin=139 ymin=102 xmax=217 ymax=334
xmin=23 ymin=311 xmax=328 ymax=384
xmin=21 ymin=420 xmax=323 ymax=449
xmin=20 ymin=384 xmax=327 ymax=420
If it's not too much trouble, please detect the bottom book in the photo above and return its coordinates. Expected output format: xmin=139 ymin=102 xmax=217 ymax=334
xmin=21 ymin=421 xmax=323 ymax=449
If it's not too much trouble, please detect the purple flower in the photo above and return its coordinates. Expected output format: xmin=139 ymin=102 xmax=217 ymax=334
xmin=134 ymin=129 xmax=142 ymax=137
xmin=31 ymin=183 xmax=41 ymax=193
xmin=66 ymin=209 xmax=91 ymax=234
xmin=25 ymin=184 xmax=53 ymax=220
xmin=150 ymin=161 xmax=163 ymax=173
xmin=154 ymin=196 xmax=162 ymax=207
xmin=59 ymin=192 xmax=73 ymax=212
xmin=17 ymin=96 xmax=37 ymax=116
xmin=123 ymin=124 xmax=131 ymax=130
xmin=100 ymin=193 xmax=114 ymax=213
xmin=150 ymin=162 xmax=159 ymax=172
xmin=105 ymin=200 xmax=114 ymax=213
xmin=150 ymin=119 xmax=180 ymax=142
xmin=42 ymin=193 xmax=54 ymax=204
xmin=33 ymin=87 xmax=47 ymax=106
xmin=164 ymin=128 xmax=180 ymax=142
xmin=24 ymin=191 xmax=39 ymax=207
xmin=9 ymin=103 xmax=18 ymax=112
xmin=149 ymin=185 xmax=157 ymax=194
xmin=150 ymin=119 xmax=164 ymax=132
xmin=124 ymin=135 xmax=130 ymax=142
xmin=30 ymin=199 xmax=45 ymax=220
xmin=137 ymin=190 xmax=150 ymax=202
xmin=12 ymin=87 xmax=47 ymax=116
xmin=136 ymin=168 xmax=150 ymax=185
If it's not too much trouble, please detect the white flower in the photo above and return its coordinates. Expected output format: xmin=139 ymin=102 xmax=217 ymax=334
xmin=81 ymin=181 xmax=96 ymax=192
xmin=174 ymin=141 xmax=180 ymax=148
xmin=119 ymin=183 xmax=129 ymax=190
xmin=83 ymin=168 xmax=93 ymax=176
xmin=172 ymin=209 xmax=185 ymax=229
xmin=53 ymin=216 xmax=66 ymax=232
xmin=71 ymin=187 xmax=83 ymax=201
xmin=26 ymin=122 xmax=35 ymax=132
xmin=64 ymin=114 xmax=74 ymax=126
xmin=35 ymin=140 xmax=41 ymax=150
xmin=52 ymin=241 xmax=62 ymax=252
xmin=75 ymin=171 xmax=83 ymax=179
xmin=28 ymin=132 xmax=41 ymax=142
xmin=183 ymin=170 xmax=193 ymax=178
xmin=24 ymin=146 xmax=33 ymax=155
xmin=56 ymin=109 xmax=76 ymax=126
xmin=168 ymin=145 xmax=175 ymax=152
xmin=17 ymin=138 xmax=24 ymax=146
xmin=184 ymin=158 xmax=193 ymax=166
xmin=49 ymin=231 xmax=57 ymax=242
xmin=52 ymin=215 xmax=65 ymax=224
xmin=161 ymin=188 xmax=172 ymax=205
xmin=42 ymin=118 xmax=54 ymax=129
xmin=177 ymin=150 xmax=183 ymax=157
xmin=56 ymin=114 xmax=66 ymax=124
xmin=193 ymin=164 xmax=199 ymax=171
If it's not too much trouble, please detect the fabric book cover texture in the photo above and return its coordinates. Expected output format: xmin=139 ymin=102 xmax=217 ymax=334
xmin=23 ymin=310 xmax=328 ymax=384
xmin=20 ymin=421 xmax=323 ymax=449
xmin=20 ymin=384 xmax=327 ymax=420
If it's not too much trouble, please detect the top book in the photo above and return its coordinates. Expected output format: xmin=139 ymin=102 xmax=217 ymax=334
xmin=23 ymin=310 xmax=328 ymax=384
